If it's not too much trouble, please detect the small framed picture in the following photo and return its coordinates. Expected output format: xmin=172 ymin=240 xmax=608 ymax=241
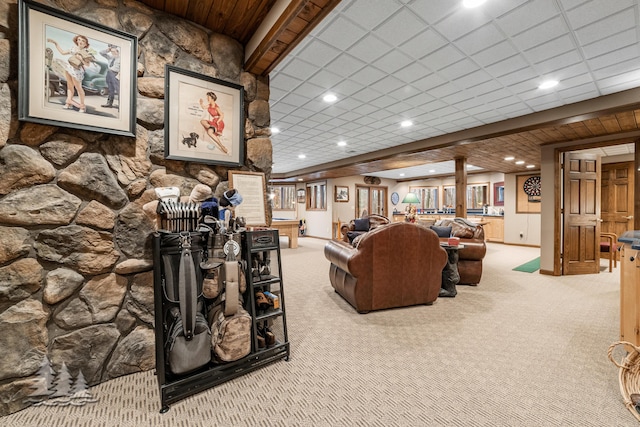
xmin=18 ymin=0 xmax=137 ymax=136
xmin=335 ymin=186 xmax=349 ymax=202
xmin=165 ymin=65 xmax=244 ymax=166
xmin=297 ymin=189 xmax=306 ymax=203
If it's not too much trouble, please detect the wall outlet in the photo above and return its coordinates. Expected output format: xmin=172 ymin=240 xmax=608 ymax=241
xmin=519 ymin=232 xmax=524 ymax=238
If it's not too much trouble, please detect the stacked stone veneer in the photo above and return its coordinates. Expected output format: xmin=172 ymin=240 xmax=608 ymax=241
xmin=0 ymin=0 xmax=272 ymax=416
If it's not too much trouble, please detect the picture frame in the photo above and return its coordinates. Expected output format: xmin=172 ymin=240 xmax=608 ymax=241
xmin=493 ymin=181 xmax=504 ymax=206
xmin=229 ymin=171 xmax=267 ymax=226
xmin=297 ymin=189 xmax=306 ymax=203
xmin=165 ymin=65 xmax=245 ymax=166
xmin=18 ymin=0 xmax=137 ymax=137
xmin=335 ymin=186 xmax=349 ymax=202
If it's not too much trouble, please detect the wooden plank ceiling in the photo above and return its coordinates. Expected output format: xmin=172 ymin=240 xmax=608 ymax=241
xmin=138 ymin=0 xmax=340 ymax=75
xmin=138 ymin=0 xmax=640 ymax=182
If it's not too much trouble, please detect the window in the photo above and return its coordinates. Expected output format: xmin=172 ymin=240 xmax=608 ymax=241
xmin=356 ymin=185 xmax=387 ymax=218
xmin=443 ymin=186 xmax=455 ymax=209
xmin=409 ymin=186 xmax=438 ymax=211
xmin=466 ymin=183 xmax=488 ymax=209
xmin=306 ymin=181 xmax=327 ymax=210
xmin=270 ymin=184 xmax=296 ymax=211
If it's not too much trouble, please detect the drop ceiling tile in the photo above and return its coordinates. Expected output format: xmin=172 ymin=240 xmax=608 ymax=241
xmin=581 ymin=28 xmax=637 ymax=59
xmin=398 ymin=28 xmax=448 ymax=62
xmin=484 ymin=54 xmax=530 ymax=78
xmin=324 ymin=53 xmax=367 ymax=78
xmin=341 ymin=0 xmax=403 ymax=30
xmin=565 ymin=0 xmax=635 ymax=30
xmin=294 ymin=81 xmax=329 ymax=99
xmin=534 ymin=51 xmax=583 ymax=75
xmin=587 ymin=45 xmax=639 ymax=72
xmin=511 ymin=16 xmax=569 ymax=52
xmin=309 ymin=69 xmax=345 ymax=91
xmin=558 ymin=82 xmax=600 ymax=100
xmin=332 ymin=78 xmax=366 ymax=97
xmin=295 ymin=39 xmax=343 ymax=68
xmin=370 ymin=75 xmax=406 ymax=94
xmin=434 ymin=7 xmax=493 ymax=42
xmin=315 ymin=15 xmax=368 ymax=51
xmin=456 ymin=23 xmax=507 ymax=56
xmin=525 ymin=34 xmax=576 ymax=64
xmin=441 ymin=58 xmax=481 ymax=81
xmin=372 ymin=50 xmax=415 ymax=75
xmin=420 ymin=45 xmax=465 ymax=72
xmin=454 ymin=69 xmax=493 ymax=90
xmin=471 ymin=41 xmax=519 ymax=68
xmin=348 ymin=65 xmax=387 ymax=86
xmin=411 ymin=73 xmax=449 ymax=92
xmin=376 ymin=8 xmax=427 ymax=48
xmin=347 ymin=33 xmax=394 ymax=64
xmin=351 ymin=87 xmax=384 ymax=103
xmin=497 ymin=0 xmax=560 ymax=37
xmin=407 ymin=0 xmax=459 ymax=25
xmin=574 ymin=9 xmax=636 ymax=46
xmin=269 ymin=73 xmax=304 ymax=92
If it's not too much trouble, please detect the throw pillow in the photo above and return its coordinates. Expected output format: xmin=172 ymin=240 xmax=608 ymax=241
xmin=347 ymin=230 xmax=366 ymax=244
xmin=430 ymin=225 xmax=452 ymax=238
xmin=353 ymin=217 xmax=370 ymax=232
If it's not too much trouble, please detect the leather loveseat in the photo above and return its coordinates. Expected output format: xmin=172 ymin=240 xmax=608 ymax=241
xmin=340 ymin=214 xmax=390 ymax=244
xmin=324 ymin=222 xmax=447 ymax=313
xmin=432 ymin=218 xmax=486 ymax=285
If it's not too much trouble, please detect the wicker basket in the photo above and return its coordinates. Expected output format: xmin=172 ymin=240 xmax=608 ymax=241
xmin=608 ymin=341 xmax=640 ymax=422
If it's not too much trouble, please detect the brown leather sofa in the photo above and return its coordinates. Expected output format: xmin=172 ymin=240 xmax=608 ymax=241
xmin=324 ymin=222 xmax=447 ymax=313
xmin=432 ymin=218 xmax=486 ymax=285
xmin=340 ymin=214 xmax=390 ymax=244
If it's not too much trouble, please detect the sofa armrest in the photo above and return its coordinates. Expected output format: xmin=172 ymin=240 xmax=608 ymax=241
xmin=324 ymin=239 xmax=356 ymax=275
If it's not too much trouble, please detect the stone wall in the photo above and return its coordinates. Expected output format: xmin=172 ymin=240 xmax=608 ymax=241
xmin=0 ymin=0 xmax=272 ymax=416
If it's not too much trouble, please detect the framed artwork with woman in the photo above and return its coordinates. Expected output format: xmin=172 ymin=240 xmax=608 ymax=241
xmin=164 ymin=65 xmax=245 ymax=167
xmin=18 ymin=0 xmax=137 ymax=137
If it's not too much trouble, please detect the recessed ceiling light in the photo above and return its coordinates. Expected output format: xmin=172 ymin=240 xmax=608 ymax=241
xmin=323 ymin=94 xmax=337 ymax=103
xmin=429 ymin=169 xmax=435 ymax=173
xmin=463 ymin=0 xmax=486 ymax=8
xmin=271 ymin=127 xmax=280 ymax=134
xmin=297 ymin=178 xmax=303 ymax=181
xmin=526 ymin=164 xmax=535 ymax=169
xmin=337 ymin=141 xmax=347 ymax=147
xmin=515 ymin=160 xmax=525 ymax=165
xmin=400 ymin=120 xmax=413 ymax=128
xmin=298 ymin=154 xmax=306 ymax=159
xmin=399 ymin=173 xmax=405 ymax=177
xmin=538 ymin=80 xmax=559 ymax=89
xmin=504 ymin=156 xmax=515 ymax=161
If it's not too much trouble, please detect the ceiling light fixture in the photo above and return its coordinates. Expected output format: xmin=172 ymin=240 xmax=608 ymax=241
xmin=463 ymin=0 xmax=486 ymax=8
xmin=429 ymin=169 xmax=435 ymax=173
xmin=515 ymin=160 xmax=525 ymax=165
xmin=323 ymin=93 xmax=337 ymax=103
xmin=297 ymin=178 xmax=303 ymax=181
xmin=271 ymin=127 xmax=280 ymax=134
xmin=337 ymin=141 xmax=346 ymax=147
xmin=504 ymin=156 xmax=515 ymax=161
xmin=526 ymin=164 xmax=535 ymax=169
xmin=538 ymin=80 xmax=559 ymax=89
xmin=298 ymin=154 xmax=306 ymax=159
xmin=400 ymin=120 xmax=413 ymax=128
xmin=399 ymin=173 xmax=405 ymax=177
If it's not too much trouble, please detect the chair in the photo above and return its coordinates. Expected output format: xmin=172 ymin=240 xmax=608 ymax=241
xmin=600 ymin=232 xmax=618 ymax=272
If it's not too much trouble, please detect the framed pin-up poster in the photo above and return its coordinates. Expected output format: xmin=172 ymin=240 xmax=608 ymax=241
xmin=165 ymin=65 xmax=244 ymax=167
xmin=18 ymin=0 xmax=137 ymax=136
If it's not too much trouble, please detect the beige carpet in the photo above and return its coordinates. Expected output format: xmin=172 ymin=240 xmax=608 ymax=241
xmin=3 ymin=238 xmax=633 ymax=426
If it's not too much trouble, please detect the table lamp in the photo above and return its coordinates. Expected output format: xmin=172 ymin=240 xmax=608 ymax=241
xmin=402 ymin=192 xmax=420 ymax=222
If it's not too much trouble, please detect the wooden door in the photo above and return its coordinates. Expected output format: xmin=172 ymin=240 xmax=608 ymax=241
xmin=562 ymin=153 xmax=601 ymax=275
xmin=601 ymin=162 xmax=635 ymax=238
xmin=356 ymin=185 xmax=387 ymax=218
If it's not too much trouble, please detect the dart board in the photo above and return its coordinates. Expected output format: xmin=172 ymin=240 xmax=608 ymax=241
xmin=522 ymin=175 xmax=541 ymax=197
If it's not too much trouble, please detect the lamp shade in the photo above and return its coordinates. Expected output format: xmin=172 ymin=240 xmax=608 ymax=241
xmin=402 ymin=192 xmax=420 ymax=204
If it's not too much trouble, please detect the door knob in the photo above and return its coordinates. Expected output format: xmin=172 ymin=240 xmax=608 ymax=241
xmin=596 ymin=218 xmax=603 ymax=222
xmin=624 ymin=216 xmax=634 ymax=220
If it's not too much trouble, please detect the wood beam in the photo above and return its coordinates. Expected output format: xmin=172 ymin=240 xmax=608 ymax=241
xmin=455 ymin=157 xmax=467 ymax=218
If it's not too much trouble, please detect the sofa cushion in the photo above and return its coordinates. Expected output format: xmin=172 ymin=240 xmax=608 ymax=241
xmin=430 ymin=225 xmax=452 ymax=238
xmin=347 ymin=230 xmax=366 ymax=244
xmin=353 ymin=217 xmax=370 ymax=231
xmin=449 ymin=221 xmax=474 ymax=239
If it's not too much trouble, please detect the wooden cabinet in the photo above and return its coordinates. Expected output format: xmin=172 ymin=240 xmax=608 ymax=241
xmin=469 ymin=215 xmax=504 ymax=242
xmin=619 ymin=232 xmax=640 ymax=345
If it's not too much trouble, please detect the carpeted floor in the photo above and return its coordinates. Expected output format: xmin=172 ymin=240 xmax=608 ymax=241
xmin=2 ymin=239 xmax=632 ymax=426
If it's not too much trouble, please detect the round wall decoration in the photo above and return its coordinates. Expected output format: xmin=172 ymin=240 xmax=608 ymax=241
xmin=523 ymin=175 xmax=541 ymax=198
xmin=391 ymin=192 xmax=399 ymax=205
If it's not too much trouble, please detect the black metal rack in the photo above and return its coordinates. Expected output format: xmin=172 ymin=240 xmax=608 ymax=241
xmin=152 ymin=229 xmax=289 ymax=413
